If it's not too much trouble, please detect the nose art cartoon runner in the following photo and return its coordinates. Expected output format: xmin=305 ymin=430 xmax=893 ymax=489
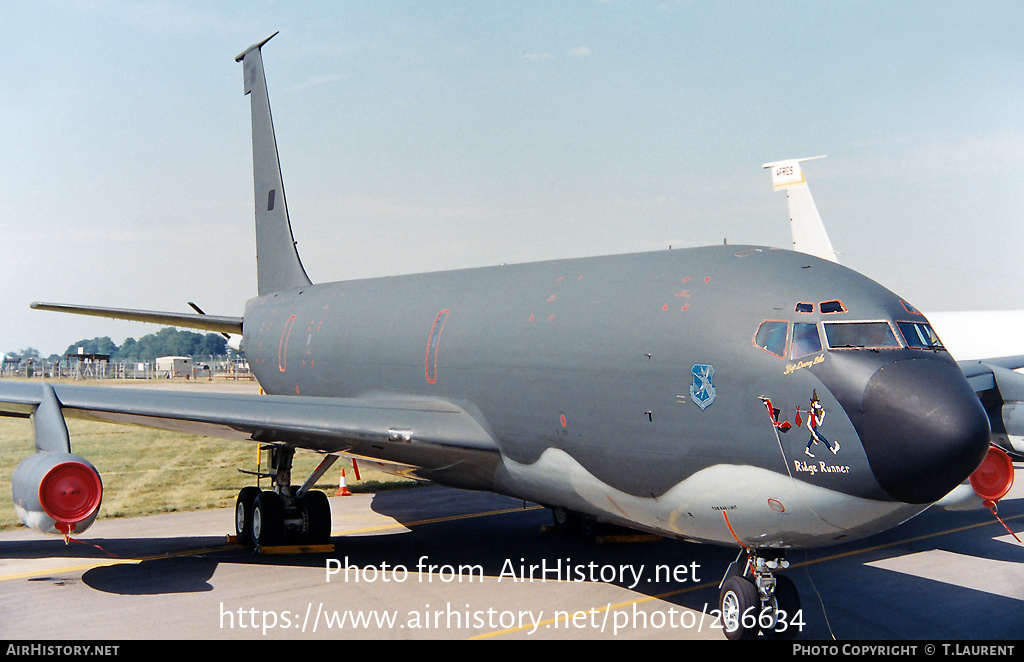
xmin=802 ymin=390 xmax=840 ymax=458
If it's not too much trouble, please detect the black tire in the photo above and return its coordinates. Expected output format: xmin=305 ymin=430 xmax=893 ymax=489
xmin=253 ymin=491 xmax=285 ymax=548
xmin=719 ymin=575 xmax=760 ymax=640
xmin=762 ymin=575 xmax=801 ymax=640
xmin=551 ymin=506 xmax=579 ymax=532
xmin=299 ymin=490 xmax=332 ymax=545
xmin=235 ymin=486 xmax=260 ymax=546
xmin=577 ymin=514 xmax=599 ymax=539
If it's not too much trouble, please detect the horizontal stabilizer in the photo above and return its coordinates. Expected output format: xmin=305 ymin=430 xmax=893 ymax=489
xmin=763 ymin=155 xmax=826 ymax=191
xmin=31 ymin=302 xmax=243 ymax=336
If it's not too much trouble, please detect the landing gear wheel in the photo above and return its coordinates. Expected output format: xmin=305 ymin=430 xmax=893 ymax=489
xmin=252 ymin=491 xmax=285 ymax=548
xmin=762 ymin=575 xmax=801 ymax=640
xmin=719 ymin=575 xmax=759 ymax=640
xmin=299 ymin=490 xmax=332 ymax=545
xmin=235 ymin=486 xmax=260 ymax=546
xmin=551 ymin=506 xmax=579 ymax=532
xmin=577 ymin=514 xmax=599 ymax=539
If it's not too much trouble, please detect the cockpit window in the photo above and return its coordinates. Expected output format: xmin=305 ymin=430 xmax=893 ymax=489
xmin=823 ymin=322 xmax=900 ymax=349
xmin=819 ymin=300 xmax=847 ymax=314
xmin=795 ymin=302 xmax=814 ymax=313
xmin=791 ymin=322 xmax=822 ymax=359
xmin=897 ymin=322 xmax=944 ymax=349
xmin=754 ymin=321 xmax=788 ymax=358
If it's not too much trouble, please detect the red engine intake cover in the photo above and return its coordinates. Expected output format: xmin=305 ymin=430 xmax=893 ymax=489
xmin=969 ymin=445 xmax=1015 ymax=503
xmin=39 ymin=461 xmax=103 ymax=533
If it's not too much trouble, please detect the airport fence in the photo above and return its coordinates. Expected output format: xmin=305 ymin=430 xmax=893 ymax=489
xmin=0 ymin=358 xmax=253 ymax=381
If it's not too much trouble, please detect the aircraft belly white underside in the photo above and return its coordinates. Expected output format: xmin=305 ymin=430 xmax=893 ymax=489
xmin=496 ymin=448 xmax=926 ymax=549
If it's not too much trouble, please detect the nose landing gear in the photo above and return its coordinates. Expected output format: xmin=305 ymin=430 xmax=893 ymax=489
xmin=718 ymin=550 xmax=802 ymax=640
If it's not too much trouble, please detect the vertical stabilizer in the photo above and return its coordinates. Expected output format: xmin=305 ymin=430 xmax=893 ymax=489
xmin=762 ymin=156 xmax=838 ymax=263
xmin=236 ymin=33 xmax=312 ymax=295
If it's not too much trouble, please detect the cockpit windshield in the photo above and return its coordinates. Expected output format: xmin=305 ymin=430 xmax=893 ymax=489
xmin=897 ymin=322 xmax=944 ymax=349
xmin=753 ymin=320 xmax=788 ymax=358
xmin=791 ymin=322 xmax=822 ymax=359
xmin=823 ymin=321 xmax=900 ymax=349
xmin=755 ymin=310 xmax=946 ymax=360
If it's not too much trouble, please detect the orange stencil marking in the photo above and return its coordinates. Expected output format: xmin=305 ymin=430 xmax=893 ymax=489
xmin=278 ymin=315 xmax=297 ymax=372
xmin=425 ymin=309 xmax=450 ymax=384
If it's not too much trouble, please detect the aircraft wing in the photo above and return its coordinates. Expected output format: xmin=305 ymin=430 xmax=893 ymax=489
xmin=0 ymin=380 xmax=499 ymax=465
xmin=957 ymin=355 xmax=1024 ymax=458
xmin=958 ymin=355 xmax=1024 ymax=391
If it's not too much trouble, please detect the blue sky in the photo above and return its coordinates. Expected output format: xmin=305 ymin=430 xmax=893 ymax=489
xmin=2 ymin=1 xmax=1023 ymax=356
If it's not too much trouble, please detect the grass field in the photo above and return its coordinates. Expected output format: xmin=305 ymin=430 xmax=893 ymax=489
xmin=0 ymin=378 xmax=417 ymax=532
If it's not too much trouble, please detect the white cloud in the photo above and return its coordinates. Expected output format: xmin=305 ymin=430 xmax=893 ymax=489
xmin=569 ymin=46 xmax=591 ymax=57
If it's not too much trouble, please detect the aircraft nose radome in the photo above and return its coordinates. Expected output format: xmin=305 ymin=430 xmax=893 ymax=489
xmin=858 ymin=358 xmax=990 ymax=504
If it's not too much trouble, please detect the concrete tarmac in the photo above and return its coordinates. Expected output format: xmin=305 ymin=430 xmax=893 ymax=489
xmin=0 ymin=476 xmax=1022 ymax=641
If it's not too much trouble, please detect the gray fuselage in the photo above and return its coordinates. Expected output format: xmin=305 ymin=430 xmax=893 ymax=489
xmin=243 ymin=244 xmax=990 ymax=549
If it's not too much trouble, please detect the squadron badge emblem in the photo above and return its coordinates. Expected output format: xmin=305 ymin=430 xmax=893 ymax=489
xmin=690 ymin=364 xmax=717 ymax=410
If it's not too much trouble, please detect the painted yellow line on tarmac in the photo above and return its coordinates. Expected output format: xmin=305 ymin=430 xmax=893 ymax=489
xmin=470 ymin=511 xmax=1024 ymax=639
xmin=0 ymin=504 xmax=543 ymax=582
xmin=0 ymin=543 xmax=237 ymax=583
xmin=469 ymin=581 xmax=710 ymax=640
xmin=0 ymin=558 xmax=138 ymax=582
xmin=338 ymin=504 xmax=543 ymax=536
xmin=790 ymin=511 xmax=1024 ymax=569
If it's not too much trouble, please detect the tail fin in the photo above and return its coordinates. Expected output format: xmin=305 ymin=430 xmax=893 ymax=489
xmin=762 ymin=156 xmax=839 ymax=263
xmin=236 ymin=33 xmax=312 ymax=295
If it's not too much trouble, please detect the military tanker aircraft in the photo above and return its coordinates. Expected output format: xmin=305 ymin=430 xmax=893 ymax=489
xmin=1 ymin=34 xmax=1016 ymax=640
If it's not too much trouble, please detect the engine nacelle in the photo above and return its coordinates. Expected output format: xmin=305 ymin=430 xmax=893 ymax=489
xmin=969 ymin=444 xmax=1015 ymax=504
xmin=12 ymin=452 xmax=103 ymax=535
xmin=935 ymin=445 xmax=1014 ymax=511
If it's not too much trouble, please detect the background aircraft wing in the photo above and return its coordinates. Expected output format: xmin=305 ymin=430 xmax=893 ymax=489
xmin=958 ymin=355 xmax=1024 ymax=390
xmin=0 ymin=381 xmax=499 ymax=464
xmin=957 ymin=355 xmax=1024 ymax=458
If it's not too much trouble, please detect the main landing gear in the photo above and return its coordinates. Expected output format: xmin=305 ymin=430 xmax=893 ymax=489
xmin=549 ymin=505 xmax=600 ymax=538
xmin=234 ymin=445 xmax=337 ymax=549
xmin=718 ymin=549 xmax=801 ymax=640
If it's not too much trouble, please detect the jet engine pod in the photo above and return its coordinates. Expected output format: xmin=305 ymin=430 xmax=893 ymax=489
xmin=12 ymin=452 xmax=103 ymax=535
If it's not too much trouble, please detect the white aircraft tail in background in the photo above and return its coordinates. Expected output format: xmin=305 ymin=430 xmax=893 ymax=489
xmin=762 ymin=155 xmax=838 ymax=263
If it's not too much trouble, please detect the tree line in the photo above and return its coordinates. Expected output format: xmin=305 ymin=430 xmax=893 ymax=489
xmin=7 ymin=328 xmax=233 ymax=363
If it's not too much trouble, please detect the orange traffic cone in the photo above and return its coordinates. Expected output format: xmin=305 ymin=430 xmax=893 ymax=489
xmin=335 ymin=468 xmax=352 ymax=497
